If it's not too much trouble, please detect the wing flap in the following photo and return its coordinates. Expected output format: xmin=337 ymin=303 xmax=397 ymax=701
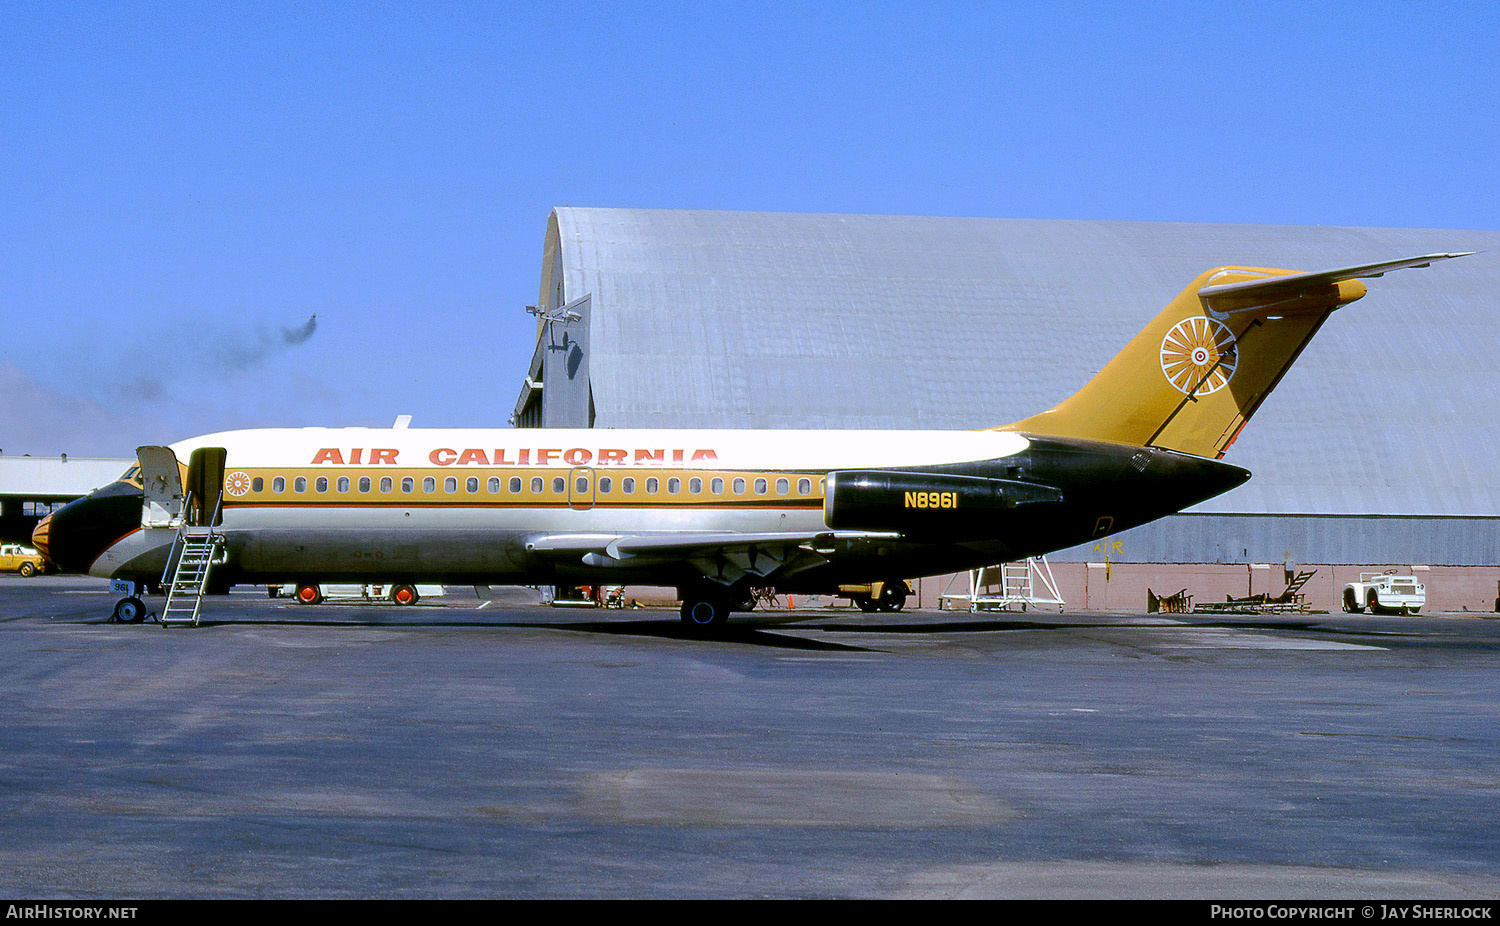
xmin=525 ymin=529 xmax=901 ymax=588
xmin=608 ymin=530 xmax=899 ymax=557
xmin=525 ymin=529 xmax=899 ymax=557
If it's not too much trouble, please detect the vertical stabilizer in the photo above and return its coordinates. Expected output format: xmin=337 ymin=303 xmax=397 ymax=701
xmin=998 ymin=254 xmax=1470 ymax=458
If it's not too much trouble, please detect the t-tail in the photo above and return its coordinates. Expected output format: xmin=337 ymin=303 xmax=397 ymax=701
xmin=999 ymin=253 xmax=1473 ymax=458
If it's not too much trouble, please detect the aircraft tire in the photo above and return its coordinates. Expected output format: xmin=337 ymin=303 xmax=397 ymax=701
xmin=390 ymin=584 xmax=419 ymax=606
xmin=294 ymin=583 xmax=323 ymax=606
xmin=680 ymin=599 xmax=730 ymax=630
xmin=112 ymin=597 xmax=146 ymax=624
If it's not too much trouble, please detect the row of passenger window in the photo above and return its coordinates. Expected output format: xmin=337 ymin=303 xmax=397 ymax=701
xmin=250 ymin=473 xmax=820 ymax=498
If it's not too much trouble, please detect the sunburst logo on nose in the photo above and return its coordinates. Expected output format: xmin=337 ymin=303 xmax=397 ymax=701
xmin=1160 ymin=316 xmax=1238 ymax=396
xmin=224 ymin=471 xmax=253 ymax=497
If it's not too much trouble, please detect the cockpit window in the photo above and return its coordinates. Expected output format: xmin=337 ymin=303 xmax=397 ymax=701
xmin=120 ymin=464 xmax=143 ymax=488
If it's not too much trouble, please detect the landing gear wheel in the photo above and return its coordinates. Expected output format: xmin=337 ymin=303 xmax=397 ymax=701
xmin=112 ymin=596 xmax=146 ymax=624
xmin=390 ymin=584 xmax=419 ymax=606
xmin=294 ymin=583 xmax=323 ymax=605
xmin=877 ymin=581 xmax=908 ymax=613
xmin=18 ymin=562 xmax=34 ymax=577
xmin=680 ymin=598 xmax=731 ymax=630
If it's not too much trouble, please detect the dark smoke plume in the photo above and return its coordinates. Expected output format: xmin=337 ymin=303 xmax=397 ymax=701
xmin=213 ymin=314 xmax=319 ymax=371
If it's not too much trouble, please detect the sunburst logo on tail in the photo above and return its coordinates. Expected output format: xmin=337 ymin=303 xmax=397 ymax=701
xmin=1160 ymin=317 xmax=1237 ymax=396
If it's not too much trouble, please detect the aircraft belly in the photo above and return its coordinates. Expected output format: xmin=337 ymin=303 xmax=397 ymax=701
xmin=217 ymin=504 xmax=823 ymax=581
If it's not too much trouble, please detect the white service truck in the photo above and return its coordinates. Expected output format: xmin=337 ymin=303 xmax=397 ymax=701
xmin=1343 ymin=573 xmax=1425 ymax=615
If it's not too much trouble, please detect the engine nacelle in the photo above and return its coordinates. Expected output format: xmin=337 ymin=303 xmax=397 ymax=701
xmin=823 ymin=470 xmax=1064 ymax=536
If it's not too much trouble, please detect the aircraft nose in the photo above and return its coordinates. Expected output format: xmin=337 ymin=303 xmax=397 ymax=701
xmin=35 ymin=481 xmax=144 ymax=574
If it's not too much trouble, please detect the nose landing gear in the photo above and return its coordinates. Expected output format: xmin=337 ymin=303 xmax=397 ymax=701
xmin=111 ymin=596 xmax=148 ymax=624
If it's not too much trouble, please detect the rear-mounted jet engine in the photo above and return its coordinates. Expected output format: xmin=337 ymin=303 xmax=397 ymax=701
xmin=823 ymin=470 xmax=1064 ymax=538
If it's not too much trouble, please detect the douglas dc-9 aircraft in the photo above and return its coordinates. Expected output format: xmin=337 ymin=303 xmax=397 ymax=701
xmin=35 ymin=253 xmax=1468 ymax=629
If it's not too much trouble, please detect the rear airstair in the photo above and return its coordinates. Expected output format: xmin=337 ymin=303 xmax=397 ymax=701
xmin=158 ymin=493 xmax=225 ymax=627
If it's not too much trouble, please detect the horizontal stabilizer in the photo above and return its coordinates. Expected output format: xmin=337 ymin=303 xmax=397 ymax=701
xmin=1198 ymin=252 xmax=1474 ymax=315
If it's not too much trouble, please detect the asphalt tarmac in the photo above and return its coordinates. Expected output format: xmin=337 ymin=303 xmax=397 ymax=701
xmin=3 ymin=577 xmax=1500 ymax=899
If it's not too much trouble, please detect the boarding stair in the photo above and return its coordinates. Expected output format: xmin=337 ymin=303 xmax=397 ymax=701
xmin=158 ymin=493 xmax=225 ymax=628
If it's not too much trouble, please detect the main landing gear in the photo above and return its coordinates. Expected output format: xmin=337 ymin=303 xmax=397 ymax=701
xmin=678 ymin=586 xmax=763 ymax=631
xmin=680 ymin=597 xmax=733 ymax=630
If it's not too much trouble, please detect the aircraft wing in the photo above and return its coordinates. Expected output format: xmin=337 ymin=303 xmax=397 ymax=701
xmin=524 ymin=529 xmax=901 ymax=587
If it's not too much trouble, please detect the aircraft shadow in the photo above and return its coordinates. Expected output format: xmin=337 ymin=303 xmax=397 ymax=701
xmin=116 ymin=611 xmax=1439 ymax=651
xmin=176 ymin=615 xmax=877 ymax=652
xmin=800 ymin=614 xmax=1440 ymax=643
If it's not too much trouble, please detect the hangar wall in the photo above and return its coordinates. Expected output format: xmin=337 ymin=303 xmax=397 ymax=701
xmin=514 ymin=208 xmax=1500 ymax=574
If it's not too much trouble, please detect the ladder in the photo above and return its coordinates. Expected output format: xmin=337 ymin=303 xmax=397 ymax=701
xmin=939 ymin=556 xmax=1066 ymax=613
xmin=159 ymin=494 xmax=225 ymax=628
xmin=1001 ymin=563 xmax=1032 ymax=602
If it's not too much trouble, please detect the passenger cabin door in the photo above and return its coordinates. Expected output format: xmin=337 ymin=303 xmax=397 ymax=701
xmin=186 ymin=447 xmax=227 ymax=526
xmin=137 ymin=445 xmax=185 ymax=528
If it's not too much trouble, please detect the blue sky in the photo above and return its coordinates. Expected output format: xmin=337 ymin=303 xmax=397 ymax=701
xmin=3 ymin=1 xmax=1497 ymax=457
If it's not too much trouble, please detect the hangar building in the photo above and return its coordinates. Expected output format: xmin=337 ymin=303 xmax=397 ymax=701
xmin=512 ymin=208 xmax=1500 ymax=611
xmin=0 ymin=455 xmax=132 ymax=546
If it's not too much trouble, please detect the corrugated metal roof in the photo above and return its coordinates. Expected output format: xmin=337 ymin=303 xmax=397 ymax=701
xmin=0 ymin=457 xmax=132 ymax=496
xmin=543 ymin=208 xmax=1500 ymax=518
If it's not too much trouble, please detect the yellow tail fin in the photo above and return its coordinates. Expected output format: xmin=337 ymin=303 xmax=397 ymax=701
xmin=999 ymin=254 xmax=1471 ymax=459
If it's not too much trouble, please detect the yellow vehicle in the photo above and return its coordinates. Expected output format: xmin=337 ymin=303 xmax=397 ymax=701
xmin=838 ymin=579 xmax=912 ymax=613
xmin=0 ymin=543 xmax=46 ymax=577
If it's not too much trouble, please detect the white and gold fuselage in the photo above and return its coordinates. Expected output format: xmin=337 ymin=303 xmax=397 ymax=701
xmin=86 ymin=426 xmax=1035 ymax=585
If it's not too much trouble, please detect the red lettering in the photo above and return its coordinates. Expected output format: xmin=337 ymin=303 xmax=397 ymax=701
xmin=311 ymin=448 xmax=344 ymax=465
xmin=691 ymin=449 xmax=719 ymax=462
xmin=350 ymin=448 xmax=363 ymax=464
xmin=518 ymin=449 xmax=531 ymax=465
xmin=635 ymin=449 xmax=664 ymax=464
xmin=493 ymin=449 xmax=514 ymax=465
xmin=430 ymin=448 xmax=457 ymax=465
xmin=598 ymin=448 xmax=628 ymax=465
xmin=537 ymin=449 xmax=561 ymax=465
xmin=457 ymin=448 xmax=489 ymax=465
xmin=563 ymin=448 xmax=592 ymax=465
xmin=672 ymin=449 xmax=684 ymax=463
xmin=371 ymin=448 xmax=399 ymax=465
